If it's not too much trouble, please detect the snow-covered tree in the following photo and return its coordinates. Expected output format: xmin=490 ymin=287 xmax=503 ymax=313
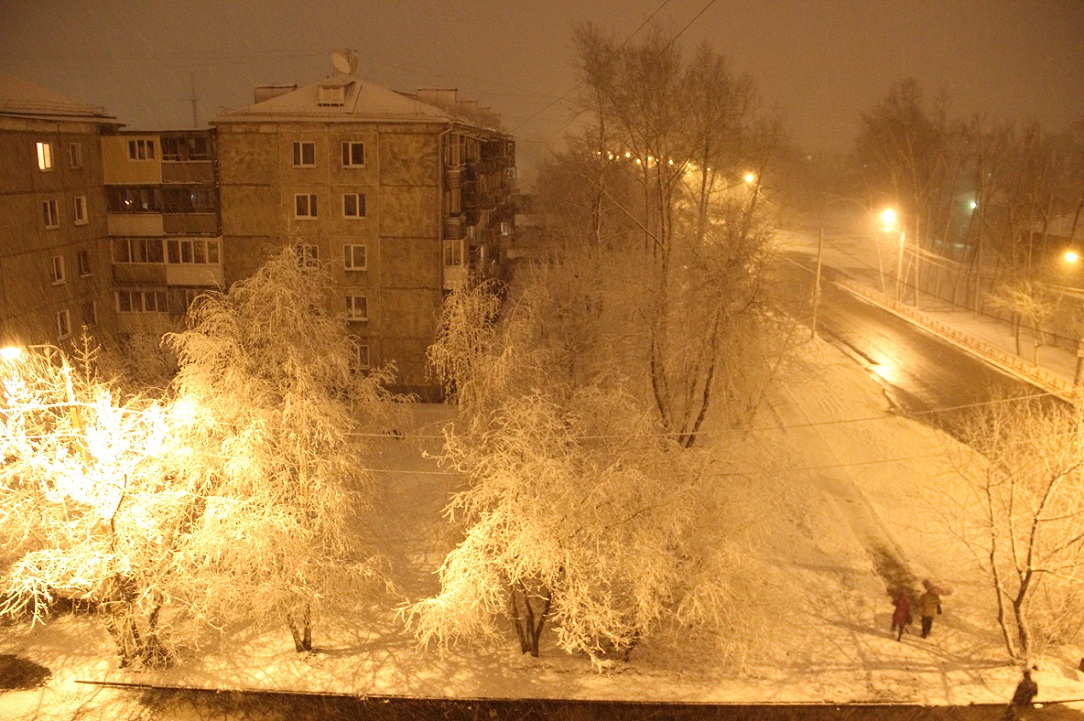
xmin=407 ymin=283 xmax=728 ymax=668
xmin=0 ymin=340 xmax=181 ymax=667
xmin=532 ymin=25 xmax=788 ymax=446
xmin=164 ymin=247 xmax=401 ymax=652
xmin=949 ymin=397 xmax=1084 ymax=662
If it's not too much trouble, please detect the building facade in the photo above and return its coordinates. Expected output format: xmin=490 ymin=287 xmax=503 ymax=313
xmin=101 ymin=129 xmax=222 ymax=338
xmin=0 ymin=72 xmax=119 ymax=348
xmin=212 ymin=67 xmax=516 ymax=394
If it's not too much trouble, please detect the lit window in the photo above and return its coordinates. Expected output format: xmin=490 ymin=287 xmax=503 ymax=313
xmin=343 ymin=244 xmax=367 ymax=271
xmin=36 ymin=142 xmax=53 ymax=170
xmin=68 ymin=142 xmax=83 ymax=169
xmin=343 ymin=193 xmax=366 ymax=218
xmin=345 ymin=295 xmax=368 ymax=321
xmin=127 ymin=139 xmax=156 ymax=160
xmin=50 ymin=256 xmax=66 ymax=285
xmin=77 ymin=249 xmax=92 ymax=277
xmin=73 ymin=196 xmax=88 ymax=225
xmin=56 ymin=310 xmax=71 ymax=339
xmin=295 ymin=193 xmax=318 ymax=218
xmin=293 ymin=141 xmax=315 ymax=167
xmin=341 ymin=141 xmax=365 ymax=167
xmin=42 ymin=199 xmax=60 ymax=228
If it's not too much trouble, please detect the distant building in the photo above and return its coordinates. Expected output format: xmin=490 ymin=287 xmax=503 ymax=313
xmin=211 ymin=58 xmax=517 ymax=395
xmin=0 ymin=72 xmax=120 ymax=348
xmin=101 ymin=129 xmax=221 ymax=338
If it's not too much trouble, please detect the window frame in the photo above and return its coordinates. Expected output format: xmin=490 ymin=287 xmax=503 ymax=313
xmin=342 ymin=192 xmax=366 ymax=219
xmin=127 ymin=138 xmax=156 ymax=161
xmin=68 ymin=142 xmax=83 ymax=169
xmin=56 ymin=309 xmax=71 ymax=339
xmin=36 ymin=141 xmax=54 ymax=171
xmin=73 ymin=195 xmax=88 ymax=225
xmin=292 ymin=141 xmax=316 ymax=168
xmin=345 ymin=294 xmax=368 ymax=322
xmin=77 ymin=249 xmax=92 ymax=277
xmin=341 ymin=141 xmax=365 ymax=168
xmin=343 ymin=243 xmax=367 ymax=271
xmin=82 ymin=300 xmax=97 ymax=327
xmin=294 ymin=193 xmax=318 ymax=218
xmin=296 ymin=244 xmax=320 ymax=269
xmin=115 ymin=289 xmax=167 ymax=313
xmin=42 ymin=199 xmax=60 ymax=229
xmin=50 ymin=255 xmax=66 ymax=285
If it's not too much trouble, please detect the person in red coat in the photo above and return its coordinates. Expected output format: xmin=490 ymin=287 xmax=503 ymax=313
xmin=891 ymin=589 xmax=912 ymax=641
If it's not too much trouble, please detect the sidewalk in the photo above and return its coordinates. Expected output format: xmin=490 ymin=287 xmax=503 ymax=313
xmin=779 ymin=227 xmax=1082 ymax=402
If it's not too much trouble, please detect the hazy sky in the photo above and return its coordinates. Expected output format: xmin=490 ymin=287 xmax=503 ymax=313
xmin=2 ymin=0 xmax=1082 ymax=179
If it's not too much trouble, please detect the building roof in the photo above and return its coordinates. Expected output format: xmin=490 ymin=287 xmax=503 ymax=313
xmin=213 ymin=73 xmax=503 ymax=132
xmin=0 ymin=72 xmax=117 ymax=123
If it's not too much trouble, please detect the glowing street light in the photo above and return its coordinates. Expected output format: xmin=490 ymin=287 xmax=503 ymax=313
xmin=880 ymin=208 xmax=898 ymax=232
xmin=1065 ymin=250 xmax=1080 ymax=265
xmin=743 ymin=172 xmax=756 ymax=185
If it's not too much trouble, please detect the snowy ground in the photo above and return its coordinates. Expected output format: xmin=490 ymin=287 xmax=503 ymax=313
xmin=3 ymin=329 xmax=1083 ymax=719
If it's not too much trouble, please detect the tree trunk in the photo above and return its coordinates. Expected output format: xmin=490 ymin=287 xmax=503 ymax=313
xmin=509 ymin=580 xmax=551 ymax=657
xmin=287 ymin=603 xmax=314 ymax=653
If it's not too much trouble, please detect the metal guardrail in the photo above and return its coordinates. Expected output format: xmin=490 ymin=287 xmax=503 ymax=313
xmin=837 ymin=280 xmax=1080 ymax=402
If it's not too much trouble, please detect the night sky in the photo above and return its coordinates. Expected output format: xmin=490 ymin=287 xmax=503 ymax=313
xmin=2 ymin=0 xmax=1082 ymax=179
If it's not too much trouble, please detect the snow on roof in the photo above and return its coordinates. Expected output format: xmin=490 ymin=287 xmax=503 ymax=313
xmin=0 ymin=71 xmax=116 ymax=123
xmin=213 ymin=73 xmax=503 ymax=131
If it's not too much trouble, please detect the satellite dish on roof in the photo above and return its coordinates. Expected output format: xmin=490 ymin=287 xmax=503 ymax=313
xmin=332 ymin=50 xmax=358 ymax=75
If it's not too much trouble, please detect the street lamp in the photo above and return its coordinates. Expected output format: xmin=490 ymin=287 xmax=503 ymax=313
xmin=0 ymin=344 xmax=86 ymax=448
xmin=879 ymin=208 xmax=907 ymax=301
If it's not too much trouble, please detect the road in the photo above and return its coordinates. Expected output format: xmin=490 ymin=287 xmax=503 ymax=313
xmin=772 ymin=253 xmax=1039 ymax=433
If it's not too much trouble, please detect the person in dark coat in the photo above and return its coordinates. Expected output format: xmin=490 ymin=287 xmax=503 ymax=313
xmin=1004 ymin=668 xmax=1038 ymax=720
xmin=890 ymin=590 xmax=912 ymax=641
xmin=918 ymin=584 xmax=942 ymax=638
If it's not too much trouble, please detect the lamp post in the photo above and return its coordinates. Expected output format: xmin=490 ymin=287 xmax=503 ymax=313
xmin=880 ymin=208 xmax=906 ymax=302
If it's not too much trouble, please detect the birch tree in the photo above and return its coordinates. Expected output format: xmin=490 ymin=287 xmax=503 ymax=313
xmin=164 ymin=247 xmax=400 ymax=653
xmin=407 ymin=282 xmax=729 ymax=668
xmin=0 ymin=340 xmax=182 ymax=667
xmin=950 ymin=398 xmax=1084 ymax=662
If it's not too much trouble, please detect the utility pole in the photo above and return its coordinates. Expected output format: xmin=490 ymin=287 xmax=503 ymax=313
xmin=811 ymin=228 xmax=824 ymax=337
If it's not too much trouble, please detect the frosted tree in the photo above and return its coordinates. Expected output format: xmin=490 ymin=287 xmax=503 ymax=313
xmin=948 ymin=397 xmax=1084 ymax=662
xmin=164 ymin=246 xmax=401 ymax=653
xmin=533 ymin=25 xmax=789 ymax=446
xmin=407 ymin=283 xmax=728 ymax=668
xmin=0 ymin=340 xmax=182 ymax=667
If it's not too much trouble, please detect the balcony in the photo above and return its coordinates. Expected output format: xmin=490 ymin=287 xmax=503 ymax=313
xmin=161 ymin=161 xmax=214 ymax=184
xmin=444 ymin=215 xmax=467 ymax=240
xmin=108 ymin=213 xmax=163 ymax=236
xmin=163 ymin=213 xmax=219 ymax=235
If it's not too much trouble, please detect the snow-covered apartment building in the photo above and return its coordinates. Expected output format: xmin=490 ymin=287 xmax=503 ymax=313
xmin=0 ymin=62 xmax=517 ymax=395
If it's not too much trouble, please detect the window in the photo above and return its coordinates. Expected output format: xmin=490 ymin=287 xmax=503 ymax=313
xmin=296 ymin=244 xmax=319 ymax=269
xmin=343 ymin=193 xmax=366 ymax=218
xmin=36 ymin=141 xmax=53 ymax=170
xmin=352 ymin=342 xmax=370 ymax=369
xmin=50 ymin=256 xmax=66 ymax=285
xmin=82 ymin=301 xmax=97 ymax=327
xmin=116 ymin=289 xmax=167 ymax=313
xmin=167 ymin=238 xmax=220 ymax=264
xmin=77 ymin=249 xmax=92 ymax=277
xmin=68 ymin=142 xmax=83 ymax=169
xmin=112 ymin=237 xmax=164 ymax=263
xmin=345 ymin=295 xmax=368 ymax=321
xmin=42 ymin=199 xmax=59 ymax=228
xmin=55 ymin=310 xmax=71 ymax=339
xmin=500 ymin=221 xmax=512 ymax=237
xmin=168 ymin=287 xmax=210 ymax=315
xmin=343 ymin=244 xmax=367 ymax=271
xmin=127 ymin=138 xmax=156 ymax=160
xmin=341 ymin=141 xmax=365 ymax=168
xmin=161 ymin=135 xmax=210 ymax=161
xmin=292 ymin=141 xmax=315 ymax=167
xmin=444 ymin=238 xmax=464 ymax=267
xmin=73 ymin=196 xmax=88 ymax=225
xmin=295 ymin=193 xmax=318 ymax=218
xmin=108 ymin=187 xmax=160 ymax=213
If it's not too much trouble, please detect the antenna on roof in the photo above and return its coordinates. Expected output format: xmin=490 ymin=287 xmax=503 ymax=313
xmin=331 ymin=50 xmax=358 ymax=76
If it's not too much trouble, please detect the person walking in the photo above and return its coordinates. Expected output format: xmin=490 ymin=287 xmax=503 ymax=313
xmin=1004 ymin=667 xmax=1038 ymax=720
xmin=918 ymin=582 xmax=942 ymax=639
xmin=890 ymin=589 xmax=912 ymax=641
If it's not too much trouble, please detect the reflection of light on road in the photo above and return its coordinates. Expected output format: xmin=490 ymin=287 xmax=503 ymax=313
xmin=870 ymin=363 xmax=898 ymax=384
